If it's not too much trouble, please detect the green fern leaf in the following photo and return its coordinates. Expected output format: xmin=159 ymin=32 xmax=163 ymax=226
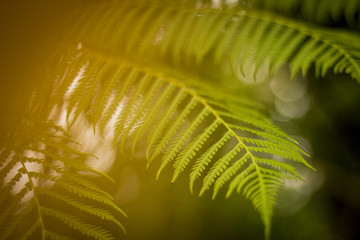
xmin=157 ymin=108 xmax=210 ymax=179
xmin=189 ymin=131 xmax=233 ymax=194
xmin=41 ymin=207 xmax=114 ymax=240
xmin=96 ymin=65 xmax=133 ymax=132
xmin=114 ymin=75 xmax=162 ymax=143
xmin=199 ymin=143 xmax=244 ymax=196
xmin=0 ymin=121 xmax=125 ymax=240
xmin=172 ymin=119 xmax=220 ymax=182
xmin=149 ymin=97 xmax=199 ymax=163
xmin=146 ymin=89 xmax=187 ymax=161
xmin=111 ymin=74 xmax=149 ymax=140
xmin=46 ymin=48 xmax=312 ymax=239
xmin=63 ymin=1 xmax=360 ymax=82
xmin=36 ymin=188 xmax=123 ymax=225
xmin=130 ymin=83 xmax=176 ymax=154
xmin=112 ymin=68 xmax=146 ymax=143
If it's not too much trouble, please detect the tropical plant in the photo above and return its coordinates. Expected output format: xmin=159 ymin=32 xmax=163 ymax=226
xmin=1 ymin=0 xmax=360 ymax=239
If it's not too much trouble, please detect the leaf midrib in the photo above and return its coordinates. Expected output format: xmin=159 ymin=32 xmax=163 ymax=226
xmin=19 ymin=160 xmax=46 ymax=240
xmin=178 ymin=77 xmax=270 ymax=228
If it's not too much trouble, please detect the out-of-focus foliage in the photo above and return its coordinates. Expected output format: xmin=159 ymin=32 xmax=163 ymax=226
xmin=1 ymin=0 xmax=360 ymax=240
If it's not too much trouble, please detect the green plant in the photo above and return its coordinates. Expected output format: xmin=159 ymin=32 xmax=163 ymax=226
xmin=1 ymin=0 xmax=360 ymax=239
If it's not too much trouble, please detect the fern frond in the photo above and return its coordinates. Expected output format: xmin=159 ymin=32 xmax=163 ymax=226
xmin=199 ymin=143 xmax=244 ymax=196
xmin=149 ymin=97 xmax=199 ymax=163
xmin=130 ymin=83 xmax=176 ymax=154
xmin=46 ymin=48 xmax=312 ymax=239
xmin=172 ymin=119 xmax=220 ymax=182
xmin=29 ymin=171 xmax=123 ymax=215
xmin=146 ymin=89 xmax=187 ymax=161
xmin=111 ymin=74 xmax=149 ymax=140
xmin=64 ymin=2 xmax=360 ymax=82
xmin=36 ymin=188 xmax=125 ymax=232
xmin=41 ymin=207 xmax=114 ymax=240
xmin=0 ymin=121 xmax=125 ymax=240
xmin=156 ymin=107 xmax=210 ymax=179
xmin=112 ymin=69 xmax=147 ymax=142
xmin=96 ymin=66 xmax=135 ymax=132
xmin=189 ymin=131 xmax=233 ymax=194
xmin=114 ymin=75 xmax=161 ymax=143
xmin=0 ymin=153 xmax=17 ymax=184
